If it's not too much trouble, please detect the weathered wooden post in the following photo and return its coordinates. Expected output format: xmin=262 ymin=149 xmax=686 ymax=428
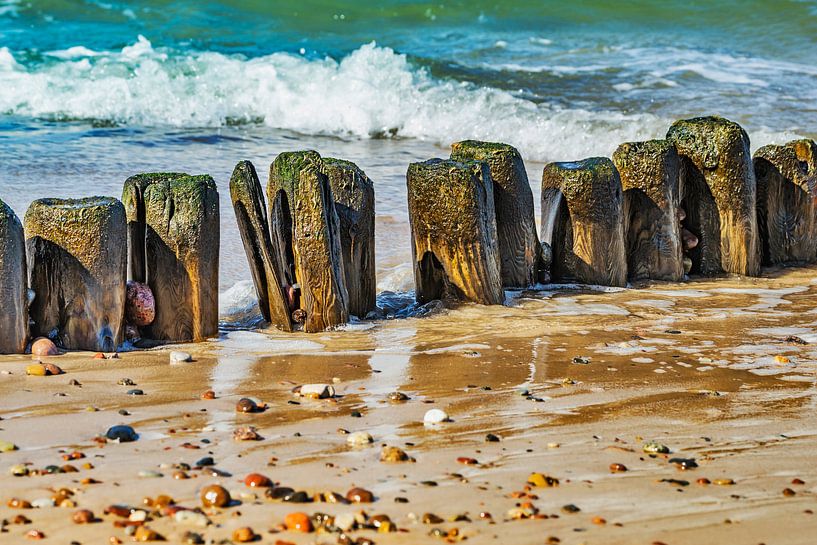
xmin=322 ymin=158 xmax=376 ymax=318
xmin=406 ymin=158 xmax=504 ymax=305
xmin=25 ymin=197 xmax=126 ymax=352
xmin=267 ymin=151 xmax=349 ymax=332
xmin=230 ymin=161 xmax=292 ymax=331
xmin=667 ymin=116 xmax=760 ymax=276
xmin=0 ymin=199 xmax=28 ymax=354
xmin=123 ymin=174 xmax=219 ymax=342
xmin=613 ymin=140 xmax=685 ymax=281
xmin=450 ymin=140 xmax=543 ymax=287
xmin=540 ymin=158 xmax=627 ymax=287
xmin=754 ymin=139 xmax=817 ymax=265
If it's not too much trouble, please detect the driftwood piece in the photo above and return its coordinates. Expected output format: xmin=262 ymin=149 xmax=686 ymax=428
xmin=406 ymin=158 xmax=503 ymax=305
xmin=123 ymin=174 xmax=220 ymax=342
xmin=754 ymin=139 xmax=817 ymax=265
xmin=613 ymin=140 xmax=685 ymax=281
xmin=25 ymin=197 xmax=126 ymax=351
xmin=450 ymin=140 xmax=542 ymax=287
xmin=667 ymin=116 xmax=760 ymax=276
xmin=229 ymin=161 xmax=292 ymax=331
xmin=540 ymin=158 xmax=627 ymax=287
xmin=267 ymin=151 xmax=348 ymax=332
xmin=0 ymin=199 xmax=27 ymax=354
xmin=322 ymin=158 xmax=376 ymax=318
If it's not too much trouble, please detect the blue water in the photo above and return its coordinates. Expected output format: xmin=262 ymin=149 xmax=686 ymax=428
xmin=1 ymin=0 xmax=816 ymax=294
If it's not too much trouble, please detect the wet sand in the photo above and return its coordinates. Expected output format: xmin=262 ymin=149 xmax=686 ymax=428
xmin=2 ymin=267 xmax=817 ymax=544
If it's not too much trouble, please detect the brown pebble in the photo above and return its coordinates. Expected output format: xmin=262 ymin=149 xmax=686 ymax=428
xmin=346 ymin=487 xmax=374 ymax=503
xmin=792 ymin=478 xmax=805 ymax=485
xmin=696 ymin=478 xmax=710 ymax=485
xmin=422 ymin=513 xmax=444 ymax=524
xmin=236 ymin=398 xmax=259 ymax=413
xmin=43 ymin=363 xmax=63 ymax=375
xmin=783 ymin=488 xmax=796 ymax=497
xmin=12 ymin=514 xmax=31 ymax=524
xmin=72 ymin=509 xmax=95 ymax=524
xmin=200 ymin=484 xmax=231 ymax=508
xmin=200 ymin=390 xmax=215 ymax=400
xmin=25 ymin=530 xmax=45 ymax=540
xmin=609 ymin=463 xmax=627 ymax=473
xmin=31 ymin=337 xmax=60 ymax=357
xmin=592 ymin=516 xmax=607 ymax=525
xmin=232 ymin=527 xmax=257 ymax=543
xmin=380 ymin=446 xmax=409 ymax=463
xmin=133 ymin=526 xmax=164 ymax=542
xmin=244 ymin=473 xmax=272 ymax=488
xmin=234 ymin=426 xmax=262 ymax=441
xmin=457 ymin=457 xmax=479 ymax=465
xmin=93 ymin=352 xmax=106 ymax=359
xmin=8 ymin=498 xmax=32 ymax=509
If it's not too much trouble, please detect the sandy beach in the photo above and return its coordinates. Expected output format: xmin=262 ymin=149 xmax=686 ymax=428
xmin=1 ymin=266 xmax=816 ymax=544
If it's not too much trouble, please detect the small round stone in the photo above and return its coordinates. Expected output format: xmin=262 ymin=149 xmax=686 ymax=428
xmin=72 ymin=510 xmax=94 ymax=524
xmin=346 ymin=487 xmax=374 ymax=503
xmin=31 ymin=337 xmax=59 ymax=357
xmin=105 ymin=425 xmax=137 ymax=443
xmin=380 ymin=446 xmax=410 ymax=463
xmin=387 ymin=391 xmax=410 ymax=402
xmin=126 ymin=281 xmax=156 ymax=327
xmin=346 ymin=431 xmax=373 ymax=447
xmin=244 ymin=473 xmax=272 ymax=488
xmin=485 ymin=433 xmax=501 ymax=442
xmin=236 ymin=398 xmax=258 ymax=413
xmin=610 ymin=463 xmax=628 ymax=473
xmin=200 ymin=484 xmax=231 ymax=508
xmin=423 ymin=409 xmax=449 ymax=424
xmin=169 ymin=351 xmax=192 ymax=364
xmin=284 ymin=512 xmax=312 ymax=532
xmin=200 ymin=390 xmax=215 ymax=400
xmin=232 ymin=527 xmax=257 ymax=543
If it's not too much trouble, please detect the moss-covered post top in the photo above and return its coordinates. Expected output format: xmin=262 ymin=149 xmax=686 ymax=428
xmin=322 ymin=157 xmax=374 ymax=209
xmin=269 ymin=150 xmax=323 ymax=197
xmin=450 ymin=140 xmax=523 ymax=164
xmin=541 ymin=157 xmax=621 ymax=225
xmin=26 ymin=197 xmax=124 ymax=233
xmin=666 ymin=116 xmax=750 ymax=169
xmin=0 ymin=197 xmax=22 ymax=232
xmin=755 ymin=139 xmax=817 ymax=190
xmin=407 ymin=158 xmax=492 ymax=236
xmin=613 ymin=139 xmax=679 ymax=206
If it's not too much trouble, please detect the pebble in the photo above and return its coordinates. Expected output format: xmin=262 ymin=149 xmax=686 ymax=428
xmin=423 ymin=408 xmax=449 ymax=424
xmin=485 ymin=433 xmax=501 ymax=442
xmin=234 ymin=426 xmax=262 ymax=441
xmin=127 ymin=389 xmax=144 ymax=396
xmin=713 ymin=478 xmax=735 ymax=486
xmin=72 ymin=509 xmax=95 ymax=524
xmin=422 ymin=513 xmax=444 ymax=524
xmin=174 ymin=510 xmax=210 ymax=527
xmin=0 ymin=440 xmax=18 ymax=452
xmin=200 ymin=484 xmax=231 ymax=508
xmin=334 ymin=512 xmax=356 ymax=531
xmin=117 ymin=378 xmax=136 ymax=386
xmin=284 ymin=512 xmax=313 ymax=532
xmin=105 ymin=425 xmax=138 ymax=442
xmin=169 ymin=351 xmax=192 ymax=364
xmin=232 ymin=527 xmax=257 ymax=543
xmin=200 ymin=390 xmax=216 ymax=400
xmin=642 ymin=441 xmax=670 ymax=454
xmin=244 ymin=473 xmax=272 ymax=488
xmin=346 ymin=487 xmax=374 ymax=503
xmin=457 ymin=457 xmax=479 ymax=465
xmin=133 ymin=526 xmax=164 ymax=541
xmin=346 ymin=431 xmax=373 ymax=447
xmin=138 ymin=470 xmax=163 ymax=478
xmin=298 ymin=383 xmax=335 ymax=399
xmin=387 ymin=391 xmax=410 ymax=402
xmin=669 ymin=457 xmax=698 ymax=470
xmin=43 ymin=363 xmax=63 ymax=375
xmin=31 ymin=337 xmax=60 ymax=357
xmin=25 ymin=364 xmax=47 ymax=376
xmin=10 ymin=464 xmax=28 ymax=476
xmin=32 ymin=498 xmax=55 ymax=508
xmin=25 ymin=529 xmax=45 ymax=539
xmin=380 ymin=446 xmax=410 ymax=463
xmin=236 ymin=398 xmax=259 ymax=413
xmin=610 ymin=463 xmax=628 ymax=473
xmin=126 ymin=281 xmax=156 ymax=326
xmin=527 ymin=472 xmax=559 ymax=487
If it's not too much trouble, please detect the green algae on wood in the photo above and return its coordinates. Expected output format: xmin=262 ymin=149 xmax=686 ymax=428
xmin=0 ymin=198 xmax=28 ymax=354
xmin=450 ymin=140 xmax=544 ymax=287
xmin=229 ymin=160 xmax=292 ymax=331
xmin=267 ymin=151 xmax=349 ymax=332
xmin=613 ymin=140 xmax=685 ymax=281
xmin=754 ymin=139 xmax=817 ymax=265
xmin=667 ymin=116 xmax=760 ymax=276
xmin=25 ymin=197 xmax=126 ymax=351
xmin=323 ymin=158 xmax=376 ymax=318
xmin=540 ymin=158 xmax=627 ymax=287
xmin=123 ymin=174 xmax=220 ymax=342
xmin=406 ymin=158 xmax=503 ymax=305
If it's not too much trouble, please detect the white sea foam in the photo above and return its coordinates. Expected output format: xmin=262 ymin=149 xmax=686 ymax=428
xmin=0 ymin=38 xmax=676 ymax=162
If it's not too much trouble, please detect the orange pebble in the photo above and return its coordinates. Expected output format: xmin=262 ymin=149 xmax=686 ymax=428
xmin=284 ymin=512 xmax=312 ymax=532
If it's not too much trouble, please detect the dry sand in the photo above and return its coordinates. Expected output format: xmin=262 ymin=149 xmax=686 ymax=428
xmin=1 ymin=266 xmax=817 ymax=544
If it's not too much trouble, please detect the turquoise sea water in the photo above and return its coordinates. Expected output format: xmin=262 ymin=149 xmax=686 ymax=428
xmin=1 ymin=1 xmax=816 ymax=297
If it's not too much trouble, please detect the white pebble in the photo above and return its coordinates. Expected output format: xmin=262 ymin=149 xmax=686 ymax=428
xmin=169 ymin=351 xmax=192 ymax=364
xmin=174 ymin=509 xmax=211 ymax=527
xmin=300 ymin=383 xmax=335 ymax=399
xmin=334 ymin=512 xmax=356 ymax=531
xmin=346 ymin=431 xmax=373 ymax=446
xmin=31 ymin=497 xmax=55 ymax=508
xmin=423 ymin=408 xmax=449 ymax=424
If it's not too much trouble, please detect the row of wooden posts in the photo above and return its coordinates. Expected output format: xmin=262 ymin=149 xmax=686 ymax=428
xmin=0 ymin=115 xmax=814 ymax=354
